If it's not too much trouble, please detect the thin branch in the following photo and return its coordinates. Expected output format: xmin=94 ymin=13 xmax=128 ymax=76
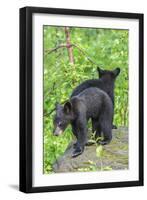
xmin=72 ymin=44 xmax=98 ymax=66
xmin=45 ymin=43 xmax=99 ymax=66
xmin=44 ymin=108 xmax=56 ymax=116
xmin=44 ymin=44 xmax=69 ymax=56
xmin=44 ymin=100 xmax=68 ymax=117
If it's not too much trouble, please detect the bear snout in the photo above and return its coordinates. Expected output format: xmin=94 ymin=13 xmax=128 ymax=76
xmin=53 ymin=126 xmax=63 ymax=136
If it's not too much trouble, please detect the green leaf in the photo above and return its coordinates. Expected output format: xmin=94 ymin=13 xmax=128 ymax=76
xmin=96 ymin=145 xmax=103 ymax=158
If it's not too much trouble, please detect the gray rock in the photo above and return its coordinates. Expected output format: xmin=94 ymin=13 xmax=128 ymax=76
xmin=53 ymin=127 xmax=128 ymax=173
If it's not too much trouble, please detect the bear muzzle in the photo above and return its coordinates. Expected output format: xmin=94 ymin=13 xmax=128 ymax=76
xmin=53 ymin=126 xmax=63 ymax=136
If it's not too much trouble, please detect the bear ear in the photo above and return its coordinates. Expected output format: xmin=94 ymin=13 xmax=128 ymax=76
xmin=63 ymin=101 xmax=72 ymax=114
xmin=113 ymin=68 xmax=120 ymax=77
xmin=97 ymin=67 xmax=104 ymax=78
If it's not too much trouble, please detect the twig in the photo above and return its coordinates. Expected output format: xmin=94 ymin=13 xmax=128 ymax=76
xmin=72 ymin=44 xmax=98 ymax=66
xmin=44 ymin=43 xmax=99 ymax=66
xmin=44 ymin=108 xmax=56 ymax=116
xmin=45 ymin=44 xmax=72 ymax=56
xmin=44 ymin=99 xmax=68 ymax=117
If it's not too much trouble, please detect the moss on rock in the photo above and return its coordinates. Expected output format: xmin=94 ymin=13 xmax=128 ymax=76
xmin=52 ymin=127 xmax=128 ymax=173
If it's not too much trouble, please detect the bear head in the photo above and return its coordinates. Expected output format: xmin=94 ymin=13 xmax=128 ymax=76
xmin=97 ymin=67 xmax=120 ymax=81
xmin=53 ymin=102 xmax=74 ymax=136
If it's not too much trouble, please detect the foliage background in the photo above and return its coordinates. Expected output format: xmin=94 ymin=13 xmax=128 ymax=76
xmin=43 ymin=26 xmax=128 ymax=173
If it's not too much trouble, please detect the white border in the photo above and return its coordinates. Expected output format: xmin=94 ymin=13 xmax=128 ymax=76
xmin=32 ymin=13 xmax=139 ymax=187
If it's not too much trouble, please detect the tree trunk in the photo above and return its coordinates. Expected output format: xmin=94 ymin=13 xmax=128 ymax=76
xmin=64 ymin=27 xmax=74 ymax=64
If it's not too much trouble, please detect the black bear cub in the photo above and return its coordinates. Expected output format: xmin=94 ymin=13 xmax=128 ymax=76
xmin=53 ymin=87 xmax=113 ymax=157
xmin=71 ymin=67 xmax=120 ymax=129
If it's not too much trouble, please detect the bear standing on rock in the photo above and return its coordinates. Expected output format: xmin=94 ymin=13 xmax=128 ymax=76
xmin=71 ymin=67 xmax=120 ymax=129
xmin=53 ymin=87 xmax=113 ymax=157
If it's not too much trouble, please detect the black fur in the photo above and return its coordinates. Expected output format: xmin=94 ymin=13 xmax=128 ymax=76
xmin=71 ymin=67 xmax=120 ymax=129
xmin=53 ymin=87 xmax=113 ymax=157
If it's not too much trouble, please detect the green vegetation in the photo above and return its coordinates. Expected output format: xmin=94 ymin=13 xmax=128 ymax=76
xmin=43 ymin=26 xmax=129 ymax=173
xmin=77 ymin=145 xmax=113 ymax=172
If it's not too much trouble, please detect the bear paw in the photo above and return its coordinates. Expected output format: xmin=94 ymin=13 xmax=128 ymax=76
xmin=112 ymin=124 xmax=117 ymax=129
xmin=72 ymin=146 xmax=84 ymax=158
xmin=98 ymin=140 xmax=110 ymax=145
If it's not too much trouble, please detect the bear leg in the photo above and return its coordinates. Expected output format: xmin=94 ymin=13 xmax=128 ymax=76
xmin=72 ymin=142 xmax=84 ymax=157
xmin=72 ymin=117 xmax=87 ymax=157
xmin=112 ymin=124 xmax=117 ymax=129
xmin=92 ymin=118 xmax=102 ymax=138
xmin=99 ymin=122 xmax=112 ymax=145
xmin=71 ymin=121 xmax=79 ymax=149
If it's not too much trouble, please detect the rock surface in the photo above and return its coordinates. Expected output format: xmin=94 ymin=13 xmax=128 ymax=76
xmin=53 ymin=127 xmax=128 ymax=173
